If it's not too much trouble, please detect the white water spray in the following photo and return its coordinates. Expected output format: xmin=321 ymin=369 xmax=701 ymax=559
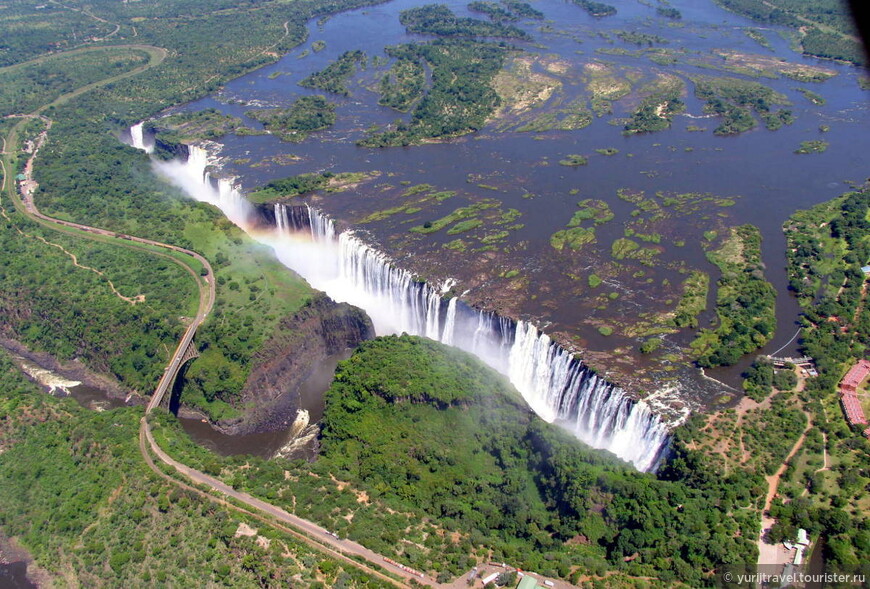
xmin=130 ymin=122 xmax=153 ymax=154
xmin=133 ymin=130 xmax=671 ymax=471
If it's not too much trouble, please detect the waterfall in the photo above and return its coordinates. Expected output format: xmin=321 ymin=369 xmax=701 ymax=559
xmin=147 ymin=143 xmax=254 ymax=227
xmin=129 ymin=125 xmax=672 ymax=472
xmin=441 ymin=297 xmax=457 ymax=346
xmin=301 ymin=209 xmax=670 ymax=472
xmin=130 ymin=122 xmax=153 ymax=153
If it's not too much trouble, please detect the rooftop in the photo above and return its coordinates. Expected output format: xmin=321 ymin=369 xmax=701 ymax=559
xmin=840 ymin=359 xmax=870 ymax=390
xmin=517 ymin=575 xmax=540 ymax=589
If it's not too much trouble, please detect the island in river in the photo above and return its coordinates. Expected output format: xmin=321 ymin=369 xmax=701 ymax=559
xmin=150 ymin=0 xmax=870 ymax=419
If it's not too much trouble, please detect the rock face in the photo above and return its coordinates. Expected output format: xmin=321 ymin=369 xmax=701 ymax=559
xmin=251 ymin=202 xmax=311 ymax=233
xmin=218 ymin=294 xmax=374 ymax=434
xmin=152 ymin=135 xmax=189 ymax=161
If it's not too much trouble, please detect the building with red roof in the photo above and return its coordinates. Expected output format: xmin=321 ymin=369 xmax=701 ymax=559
xmin=840 ymin=359 xmax=870 ymax=393
xmin=838 ymin=360 xmax=870 ymax=438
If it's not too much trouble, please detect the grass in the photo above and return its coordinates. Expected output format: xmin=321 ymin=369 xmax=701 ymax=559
xmin=410 ymin=201 xmax=498 ymax=234
xmin=611 ymin=237 xmax=640 ymax=260
xmin=447 ymin=219 xmax=483 ymax=235
xmin=550 ymin=227 xmax=596 ymax=251
xmin=672 ymin=270 xmax=710 ymax=328
xmin=559 ymin=154 xmax=588 ymax=167
xmin=795 ymin=140 xmax=829 ymax=154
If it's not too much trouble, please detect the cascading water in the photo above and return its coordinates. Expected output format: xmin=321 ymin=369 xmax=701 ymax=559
xmin=133 ymin=129 xmax=671 ymax=472
xmin=152 ymin=144 xmax=254 ymax=227
xmin=441 ymin=297 xmax=457 ymax=346
xmin=129 ymin=122 xmax=153 ymax=154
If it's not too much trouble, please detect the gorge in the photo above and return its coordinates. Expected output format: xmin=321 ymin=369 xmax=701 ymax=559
xmin=133 ymin=131 xmax=672 ymax=472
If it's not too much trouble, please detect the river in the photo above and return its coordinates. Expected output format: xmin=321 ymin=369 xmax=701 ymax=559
xmin=165 ymin=0 xmax=869 ymax=401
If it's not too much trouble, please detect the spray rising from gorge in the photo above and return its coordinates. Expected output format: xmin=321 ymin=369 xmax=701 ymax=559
xmin=131 ymin=131 xmax=672 ymax=471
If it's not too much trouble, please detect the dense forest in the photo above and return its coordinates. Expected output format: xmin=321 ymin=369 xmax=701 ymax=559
xmin=399 ymin=4 xmax=530 ymax=39
xmin=693 ymin=225 xmax=776 ymax=367
xmin=377 ymin=56 xmax=426 ymax=112
xmin=693 ymin=76 xmax=794 ymax=135
xmin=712 ymin=0 xmax=865 ymax=65
xmin=299 ymin=50 xmax=366 ymax=96
xmin=0 ymin=352 xmax=389 ymax=587
xmin=247 ymin=95 xmax=337 ymax=142
xmin=153 ymin=335 xmax=764 ymax=586
xmin=361 ymin=39 xmax=508 ymax=146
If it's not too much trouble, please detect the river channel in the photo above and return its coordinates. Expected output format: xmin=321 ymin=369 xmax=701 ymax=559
xmin=167 ymin=0 xmax=869 ymax=400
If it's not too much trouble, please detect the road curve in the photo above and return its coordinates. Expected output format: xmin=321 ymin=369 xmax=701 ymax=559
xmin=141 ymin=420 xmax=427 ymax=587
xmin=0 ymin=44 xmax=432 ymax=588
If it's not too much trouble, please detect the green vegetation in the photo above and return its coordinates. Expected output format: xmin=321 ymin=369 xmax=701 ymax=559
xmin=693 ymin=225 xmax=776 ymax=367
xmin=744 ymin=29 xmax=772 ymax=49
xmin=360 ymin=40 xmax=508 ymax=146
xmin=411 ymin=199 xmax=498 ymax=234
xmin=796 ymin=87 xmax=826 ymax=105
xmin=693 ymin=75 xmax=793 ymax=134
xmin=299 ymin=50 xmax=366 ymax=96
xmin=550 ymin=226 xmax=596 ymax=251
xmin=501 ymin=0 xmax=545 ymax=19
xmin=571 ymin=0 xmax=617 ymax=17
xmin=154 ymin=335 xmax=764 ymax=584
xmin=800 ymin=28 xmax=865 ymax=65
xmin=558 ymin=154 xmax=588 ymax=166
xmin=623 ymin=75 xmax=685 ymax=134
xmin=584 ymin=63 xmax=633 ymax=117
xmin=146 ymin=109 xmax=252 ymax=148
xmin=312 ymin=40 xmax=327 ymax=52
xmin=672 ymin=270 xmax=710 ymax=329
xmin=550 ymin=199 xmax=613 ymax=252
xmin=0 ymin=47 xmax=151 ymax=117
xmin=778 ymin=186 xmax=870 ymax=565
xmin=468 ymin=1 xmax=518 ymax=22
xmin=615 ymin=30 xmax=669 ymax=46
xmin=249 ymin=170 xmax=376 ymax=203
xmin=247 ymin=95 xmax=336 ymax=142
xmin=378 ymin=57 xmax=426 ymax=111
xmin=743 ymin=357 xmax=775 ymax=401
xmin=656 ymin=6 xmax=682 ymax=19
xmin=398 ymin=4 xmax=530 ymax=38
xmin=569 ymin=199 xmax=614 ymax=225
xmin=588 ymin=274 xmax=602 ymax=288
xmin=597 ymin=326 xmax=614 ymax=336
xmin=741 ymin=396 xmax=807 ymax=474
xmin=639 ymin=337 xmax=663 ymax=353
xmin=795 ymin=139 xmax=829 ymax=154
xmin=611 ymin=237 xmax=640 ymax=259
xmin=711 ymin=0 xmax=863 ymax=65
xmin=595 ymin=147 xmax=619 ymax=155
xmin=0 ymin=374 xmax=388 ymax=587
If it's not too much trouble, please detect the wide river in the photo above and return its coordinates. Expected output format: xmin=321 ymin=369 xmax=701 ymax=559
xmin=167 ymin=0 xmax=868 ymax=404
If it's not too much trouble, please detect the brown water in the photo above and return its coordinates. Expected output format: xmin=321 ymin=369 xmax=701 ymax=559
xmin=53 ymin=352 xmax=346 ymax=459
xmin=0 ymin=562 xmax=36 ymax=589
xmin=178 ymin=0 xmax=870 ymax=401
xmin=175 ymin=351 xmax=347 ymax=459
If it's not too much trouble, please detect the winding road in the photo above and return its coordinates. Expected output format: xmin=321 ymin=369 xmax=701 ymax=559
xmin=0 ymin=43 xmax=432 ymax=588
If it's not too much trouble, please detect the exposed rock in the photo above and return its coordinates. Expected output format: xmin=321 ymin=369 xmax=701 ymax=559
xmin=251 ymin=202 xmax=311 ymax=232
xmin=217 ymin=294 xmax=374 ymax=435
xmin=150 ymin=134 xmax=189 ymax=161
